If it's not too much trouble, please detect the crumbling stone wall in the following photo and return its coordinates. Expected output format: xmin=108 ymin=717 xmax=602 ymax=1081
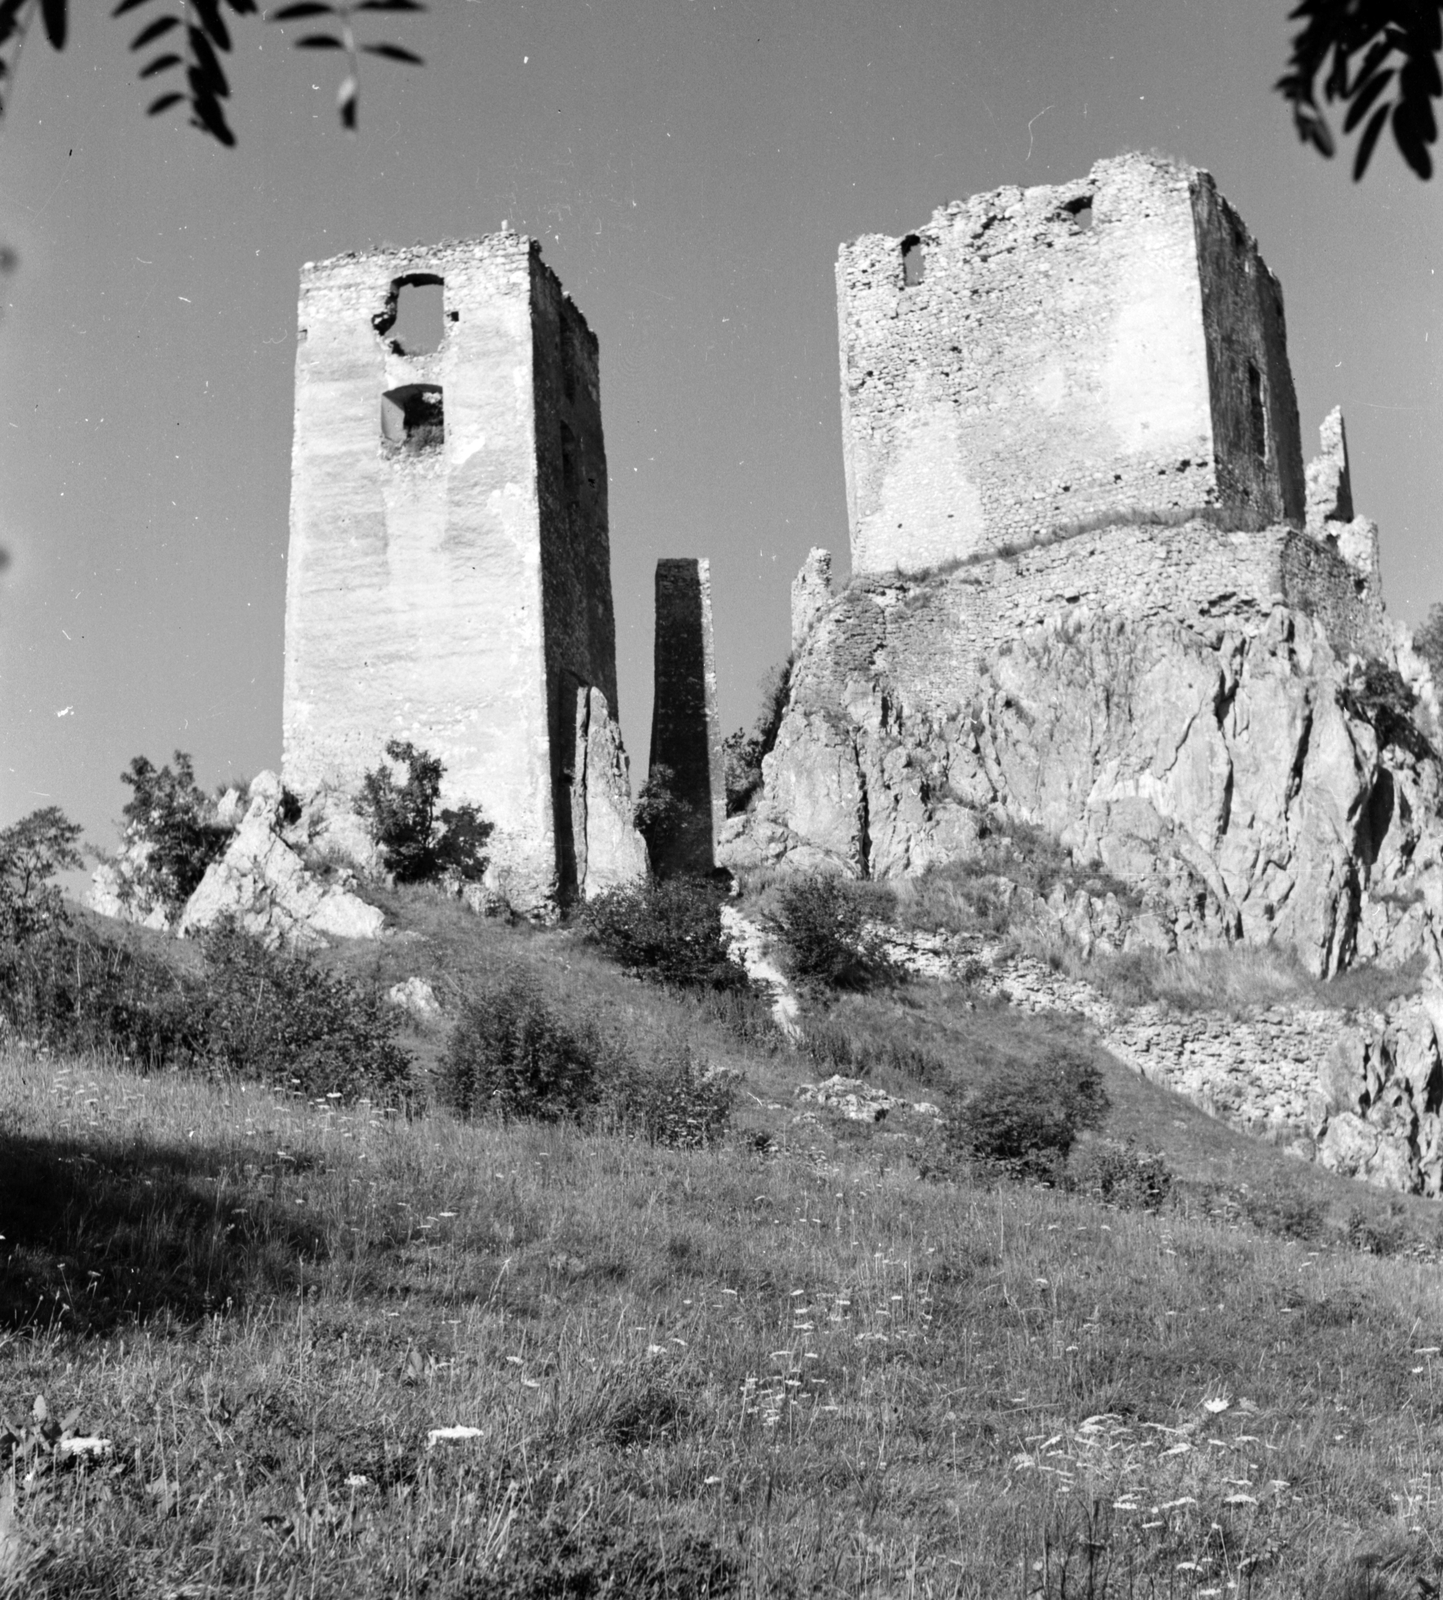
xmin=804 ymin=517 xmax=1389 ymax=708
xmin=837 ymin=153 xmax=1306 ymax=575
xmin=648 ymin=558 xmax=724 ymax=875
xmin=283 ymin=235 xmax=640 ymax=913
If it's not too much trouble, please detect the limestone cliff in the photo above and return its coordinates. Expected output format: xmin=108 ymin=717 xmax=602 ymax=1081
xmin=725 ymin=518 xmax=1442 ymax=979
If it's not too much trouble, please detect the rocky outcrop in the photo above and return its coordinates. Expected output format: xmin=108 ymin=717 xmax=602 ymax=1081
xmin=726 ymin=519 xmax=1443 ymax=979
xmin=178 ymin=772 xmax=385 ymax=947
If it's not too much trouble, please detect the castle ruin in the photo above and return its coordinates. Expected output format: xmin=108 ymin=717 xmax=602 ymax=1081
xmin=838 ymin=153 xmax=1307 ymax=575
xmin=282 ymin=235 xmax=645 ymax=913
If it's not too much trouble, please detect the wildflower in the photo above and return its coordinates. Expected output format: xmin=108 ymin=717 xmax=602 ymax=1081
xmin=427 ymin=1426 xmax=483 ymax=1446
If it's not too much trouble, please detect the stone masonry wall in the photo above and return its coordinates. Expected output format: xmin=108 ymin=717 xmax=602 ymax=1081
xmin=283 ymin=235 xmax=633 ymax=913
xmin=649 ymin=558 xmax=724 ymax=875
xmin=837 ymin=153 xmax=1303 ymax=576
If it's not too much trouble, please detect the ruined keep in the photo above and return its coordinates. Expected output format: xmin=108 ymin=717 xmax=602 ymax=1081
xmin=647 ymin=558 xmax=724 ymax=876
xmin=839 ymin=152 xmax=1306 ymax=575
xmin=282 ymin=235 xmax=645 ymax=912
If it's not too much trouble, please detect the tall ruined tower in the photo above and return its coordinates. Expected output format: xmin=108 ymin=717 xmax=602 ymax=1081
xmin=283 ymin=235 xmax=644 ymax=912
xmin=838 ymin=153 xmax=1306 ymax=575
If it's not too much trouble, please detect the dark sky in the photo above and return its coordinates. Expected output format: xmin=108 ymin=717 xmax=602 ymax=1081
xmin=1 ymin=0 xmax=1439 ymax=853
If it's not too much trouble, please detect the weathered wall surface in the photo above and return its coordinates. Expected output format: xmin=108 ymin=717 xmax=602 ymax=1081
xmin=283 ymin=236 xmax=641 ymax=913
xmin=649 ymin=558 xmax=724 ymax=874
xmin=838 ymin=153 xmax=1304 ymax=576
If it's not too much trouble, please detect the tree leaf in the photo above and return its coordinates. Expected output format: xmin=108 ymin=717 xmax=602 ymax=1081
xmin=139 ymin=52 xmax=181 ymax=78
xmin=39 ymin=0 xmax=65 ymax=49
xmin=145 ymin=90 xmax=184 ymax=114
xmin=295 ymin=32 xmax=344 ymax=49
xmin=112 ymin=0 xmax=154 ymax=17
xmin=130 ymin=14 xmax=178 ymax=51
xmin=1353 ymin=100 xmax=1391 ymax=177
xmin=355 ymin=0 xmax=426 ymax=10
xmin=360 ymin=41 xmax=422 ymax=63
xmin=1342 ymin=66 xmax=1394 ymax=132
xmin=270 ymin=1 xmax=335 ymax=16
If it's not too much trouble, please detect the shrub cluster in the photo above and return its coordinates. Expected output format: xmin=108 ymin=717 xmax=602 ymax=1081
xmin=198 ymin=919 xmax=412 ymax=1104
xmin=947 ymin=1044 xmax=1109 ymax=1180
xmin=772 ymin=872 xmax=895 ymax=991
xmin=582 ymin=877 xmax=748 ymax=993
xmin=439 ymin=971 xmax=734 ymax=1145
xmin=440 ymin=973 xmax=609 ymax=1123
xmin=358 ymin=739 xmax=492 ymax=885
xmin=1073 ymin=1136 xmax=1173 ymax=1210
xmin=0 ymin=809 xmax=412 ymax=1104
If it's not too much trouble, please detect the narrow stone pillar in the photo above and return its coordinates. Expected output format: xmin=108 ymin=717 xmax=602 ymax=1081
xmin=792 ymin=547 xmax=833 ymax=648
xmin=1305 ymin=406 xmax=1355 ymax=532
xmin=648 ymin=558 xmax=724 ymax=876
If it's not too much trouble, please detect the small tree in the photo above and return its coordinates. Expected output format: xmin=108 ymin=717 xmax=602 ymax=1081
xmin=119 ymin=751 xmax=230 ymax=914
xmin=357 ymin=739 xmax=492 ymax=885
xmin=0 ymin=807 xmax=83 ymax=943
xmin=583 ymin=877 xmax=749 ymax=992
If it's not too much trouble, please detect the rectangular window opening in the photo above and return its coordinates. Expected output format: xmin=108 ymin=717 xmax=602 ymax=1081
xmin=901 ymin=234 xmax=925 ymax=287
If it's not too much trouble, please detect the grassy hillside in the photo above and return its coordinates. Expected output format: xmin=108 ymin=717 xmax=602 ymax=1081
xmin=3 ymin=893 xmax=1442 ymax=1597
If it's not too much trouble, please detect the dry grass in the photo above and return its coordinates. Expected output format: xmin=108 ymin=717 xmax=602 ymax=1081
xmin=4 ymin=896 xmax=1443 ymax=1595
xmin=1020 ymin=933 xmax=1429 ymax=1020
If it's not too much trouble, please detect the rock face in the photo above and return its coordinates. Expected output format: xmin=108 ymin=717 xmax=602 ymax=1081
xmin=727 ymin=518 xmax=1443 ymax=980
xmin=179 ymin=772 xmax=386 ymax=947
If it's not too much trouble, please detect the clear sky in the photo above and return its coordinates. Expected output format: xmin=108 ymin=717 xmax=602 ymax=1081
xmin=0 ymin=0 xmax=1439 ymax=856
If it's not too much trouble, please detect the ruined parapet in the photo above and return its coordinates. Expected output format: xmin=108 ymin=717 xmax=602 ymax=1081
xmin=838 ymin=152 xmax=1305 ymax=575
xmin=648 ymin=558 xmax=724 ymax=875
xmin=282 ymin=235 xmax=643 ymax=914
xmin=1306 ymin=406 xmax=1354 ymax=529
xmin=1305 ymin=406 xmax=1380 ymax=586
xmin=791 ymin=547 xmax=833 ymax=648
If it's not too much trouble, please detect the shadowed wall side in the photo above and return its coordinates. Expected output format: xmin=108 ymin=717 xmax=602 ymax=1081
xmin=648 ymin=558 xmax=724 ymax=876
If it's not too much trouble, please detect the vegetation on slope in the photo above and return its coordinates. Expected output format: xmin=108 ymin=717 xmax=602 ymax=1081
xmin=4 ymin=875 xmax=1443 ymax=1594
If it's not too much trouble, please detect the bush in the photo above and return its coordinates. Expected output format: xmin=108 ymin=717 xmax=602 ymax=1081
xmin=1074 ymin=1137 xmax=1173 ymax=1210
xmin=607 ymin=1039 xmax=735 ymax=1147
xmin=773 ymin=872 xmax=894 ymax=991
xmin=0 ymin=919 xmax=198 ymax=1066
xmin=948 ymin=1045 xmax=1109 ymax=1179
xmin=197 ymin=920 xmax=412 ymax=1105
xmin=582 ymin=877 xmax=748 ymax=993
xmin=633 ymin=763 xmax=698 ymax=877
xmin=358 ymin=739 xmax=492 ymax=885
xmin=119 ymin=751 xmax=233 ymax=913
xmin=440 ymin=973 xmax=608 ymax=1122
xmin=1345 ymin=1203 xmax=1406 ymax=1257
xmin=1240 ymin=1182 xmax=1325 ymax=1242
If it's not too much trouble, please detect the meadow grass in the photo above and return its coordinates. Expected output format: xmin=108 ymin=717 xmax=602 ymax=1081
xmin=5 ymin=977 xmax=1443 ymax=1597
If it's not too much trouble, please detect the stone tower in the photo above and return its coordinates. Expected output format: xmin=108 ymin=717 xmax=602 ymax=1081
xmin=647 ymin=558 xmax=724 ymax=876
xmin=837 ymin=153 xmax=1306 ymax=575
xmin=283 ymin=235 xmax=644 ymax=913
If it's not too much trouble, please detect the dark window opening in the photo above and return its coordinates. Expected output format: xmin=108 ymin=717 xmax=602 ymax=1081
xmin=1246 ymin=361 xmax=1267 ymax=461
xmin=371 ymin=273 xmax=445 ymax=356
xmin=1064 ymin=195 xmax=1094 ymax=231
xmin=381 ymin=383 xmax=444 ymax=451
xmin=901 ymin=234 xmax=925 ymax=287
